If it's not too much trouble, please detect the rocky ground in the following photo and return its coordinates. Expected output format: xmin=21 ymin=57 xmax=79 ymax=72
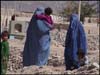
xmin=6 ymin=29 xmax=99 ymax=74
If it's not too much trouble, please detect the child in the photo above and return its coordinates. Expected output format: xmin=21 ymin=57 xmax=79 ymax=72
xmin=35 ymin=7 xmax=54 ymax=29
xmin=1 ymin=31 xmax=9 ymax=74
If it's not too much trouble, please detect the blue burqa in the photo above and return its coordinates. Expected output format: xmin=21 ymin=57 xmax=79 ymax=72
xmin=64 ymin=14 xmax=87 ymax=70
xmin=23 ymin=7 xmax=52 ymax=66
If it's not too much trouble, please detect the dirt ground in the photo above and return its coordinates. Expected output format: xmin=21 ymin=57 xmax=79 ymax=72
xmin=6 ymin=28 xmax=99 ymax=74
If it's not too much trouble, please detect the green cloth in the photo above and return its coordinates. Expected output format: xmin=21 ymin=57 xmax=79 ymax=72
xmin=1 ymin=41 xmax=9 ymax=74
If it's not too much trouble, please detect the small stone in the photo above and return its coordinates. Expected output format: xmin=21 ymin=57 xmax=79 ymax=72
xmin=92 ymin=62 xmax=99 ymax=69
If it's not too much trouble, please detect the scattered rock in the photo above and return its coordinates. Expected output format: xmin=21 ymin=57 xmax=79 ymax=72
xmin=92 ymin=62 xmax=99 ymax=69
xmin=6 ymin=28 xmax=99 ymax=74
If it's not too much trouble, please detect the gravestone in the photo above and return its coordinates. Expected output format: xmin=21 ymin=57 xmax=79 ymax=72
xmin=9 ymin=21 xmax=29 ymax=39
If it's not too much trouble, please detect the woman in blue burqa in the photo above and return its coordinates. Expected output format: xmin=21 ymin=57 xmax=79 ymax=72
xmin=64 ymin=14 xmax=87 ymax=70
xmin=23 ymin=7 xmax=53 ymax=67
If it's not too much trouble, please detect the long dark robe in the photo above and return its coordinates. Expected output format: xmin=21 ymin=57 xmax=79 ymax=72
xmin=64 ymin=14 xmax=87 ymax=70
xmin=23 ymin=7 xmax=52 ymax=66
